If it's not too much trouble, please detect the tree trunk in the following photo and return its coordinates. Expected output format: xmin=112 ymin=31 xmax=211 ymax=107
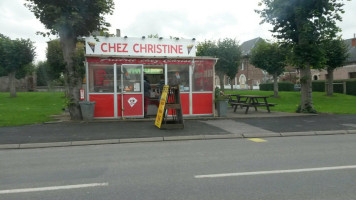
xmin=59 ymin=31 xmax=83 ymax=120
xmin=326 ymin=68 xmax=334 ymax=96
xmin=9 ymin=71 xmax=16 ymax=98
xmin=273 ymin=72 xmax=279 ymax=98
xmin=230 ymin=77 xmax=234 ymax=91
xmin=218 ymin=73 xmax=225 ymax=92
xmin=299 ymin=65 xmax=316 ymax=113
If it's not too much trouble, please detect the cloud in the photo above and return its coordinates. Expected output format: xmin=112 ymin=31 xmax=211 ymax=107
xmin=0 ymin=0 xmax=55 ymax=62
xmin=1 ymin=0 xmax=355 ymax=63
xmin=122 ymin=9 xmax=267 ymax=43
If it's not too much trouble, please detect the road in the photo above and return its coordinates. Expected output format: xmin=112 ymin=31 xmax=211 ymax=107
xmin=1 ymin=134 xmax=356 ymax=200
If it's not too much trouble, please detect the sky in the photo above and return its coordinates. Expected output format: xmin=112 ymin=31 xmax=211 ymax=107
xmin=1 ymin=0 xmax=355 ymax=63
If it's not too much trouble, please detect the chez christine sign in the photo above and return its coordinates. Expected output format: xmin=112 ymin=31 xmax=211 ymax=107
xmin=85 ymin=36 xmax=196 ymax=57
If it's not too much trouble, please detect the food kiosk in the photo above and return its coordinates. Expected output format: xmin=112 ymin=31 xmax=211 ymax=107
xmin=85 ymin=36 xmax=217 ymax=118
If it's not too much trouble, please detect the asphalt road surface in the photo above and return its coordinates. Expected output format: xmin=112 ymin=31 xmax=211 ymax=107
xmin=1 ymin=134 xmax=356 ymax=200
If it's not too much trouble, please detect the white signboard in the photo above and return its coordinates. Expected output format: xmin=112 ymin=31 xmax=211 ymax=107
xmin=85 ymin=36 xmax=196 ymax=57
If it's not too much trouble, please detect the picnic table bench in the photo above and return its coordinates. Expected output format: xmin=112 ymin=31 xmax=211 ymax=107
xmin=229 ymin=95 xmax=276 ymax=114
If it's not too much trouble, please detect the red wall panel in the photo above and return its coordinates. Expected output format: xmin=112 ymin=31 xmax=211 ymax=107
xmin=122 ymin=94 xmax=143 ymax=116
xmin=192 ymin=93 xmax=213 ymax=114
xmin=117 ymin=95 xmax=122 ymax=117
xmin=180 ymin=93 xmax=189 ymax=115
xmin=89 ymin=94 xmax=114 ymax=117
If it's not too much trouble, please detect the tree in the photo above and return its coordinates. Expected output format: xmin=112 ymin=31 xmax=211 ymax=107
xmin=0 ymin=34 xmax=35 ymax=97
xmin=322 ymin=38 xmax=349 ymax=96
xmin=46 ymin=39 xmax=65 ymax=83
xmin=197 ymin=39 xmax=241 ymax=91
xmin=36 ymin=61 xmax=49 ymax=86
xmin=216 ymin=39 xmax=241 ymax=91
xmin=25 ymin=0 xmax=115 ymax=120
xmin=197 ymin=40 xmax=217 ymax=57
xmin=257 ymin=0 xmax=346 ymax=113
xmin=250 ymin=40 xmax=288 ymax=97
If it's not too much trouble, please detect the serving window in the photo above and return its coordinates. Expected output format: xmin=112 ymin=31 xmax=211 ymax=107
xmin=121 ymin=65 xmax=142 ymax=93
xmin=167 ymin=64 xmax=189 ymax=92
xmin=88 ymin=64 xmax=114 ymax=93
xmin=192 ymin=61 xmax=214 ymax=92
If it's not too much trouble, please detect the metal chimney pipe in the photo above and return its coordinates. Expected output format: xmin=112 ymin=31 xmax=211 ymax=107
xmin=116 ymin=29 xmax=121 ymax=37
xmin=352 ymin=34 xmax=356 ymax=47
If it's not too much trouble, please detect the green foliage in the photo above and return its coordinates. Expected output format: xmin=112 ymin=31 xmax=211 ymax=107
xmin=46 ymin=39 xmax=65 ymax=81
xmin=36 ymin=61 xmax=49 ymax=86
xmin=0 ymin=33 xmax=35 ymax=97
xmin=312 ymin=79 xmax=356 ymax=96
xmin=16 ymin=63 xmax=35 ymax=80
xmin=25 ymin=0 xmax=114 ymax=37
xmin=259 ymin=83 xmax=273 ymax=91
xmin=148 ymin=34 xmax=159 ymax=38
xmin=197 ymin=39 xmax=242 ymax=85
xmin=214 ymin=87 xmax=228 ymax=102
xmin=333 ymin=80 xmax=344 ymax=93
xmin=0 ymin=34 xmax=35 ymax=75
xmin=322 ymin=38 xmax=349 ymax=71
xmin=216 ymin=39 xmax=242 ymax=79
xmin=0 ymin=67 xmax=6 ymax=77
xmin=250 ymin=40 xmax=288 ymax=76
xmin=312 ymin=81 xmax=325 ymax=92
xmin=257 ymin=0 xmax=346 ymax=69
xmin=260 ymin=82 xmax=294 ymax=91
xmin=72 ymin=42 xmax=86 ymax=79
xmin=197 ymin=40 xmax=218 ymax=57
xmin=346 ymin=79 xmax=356 ymax=96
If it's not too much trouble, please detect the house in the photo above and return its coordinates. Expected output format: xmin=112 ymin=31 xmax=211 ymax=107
xmin=235 ymin=37 xmax=270 ymax=89
xmin=311 ymin=36 xmax=356 ymax=80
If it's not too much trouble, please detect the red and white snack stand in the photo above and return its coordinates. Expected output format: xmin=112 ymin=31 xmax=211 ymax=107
xmin=85 ymin=36 xmax=217 ymax=119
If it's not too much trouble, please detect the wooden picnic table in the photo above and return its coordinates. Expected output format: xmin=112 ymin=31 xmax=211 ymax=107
xmin=229 ymin=94 xmax=276 ymax=114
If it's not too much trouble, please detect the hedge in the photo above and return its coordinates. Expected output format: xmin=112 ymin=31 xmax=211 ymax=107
xmin=312 ymin=79 xmax=356 ymax=96
xmin=346 ymin=79 xmax=356 ymax=96
xmin=260 ymin=82 xmax=294 ymax=91
xmin=312 ymin=81 xmax=325 ymax=92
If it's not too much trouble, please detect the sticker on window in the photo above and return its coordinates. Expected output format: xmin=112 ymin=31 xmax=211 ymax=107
xmin=128 ymin=97 xmax=138 ymax=107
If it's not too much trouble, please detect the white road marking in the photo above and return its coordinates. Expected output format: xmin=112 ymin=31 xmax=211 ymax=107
xmin=0 ymin=182 xmax=109 ymax=194
xmin=195 ymin=165 xmax=356 ymax=179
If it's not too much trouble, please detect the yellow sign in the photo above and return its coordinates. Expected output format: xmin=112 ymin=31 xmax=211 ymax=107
xmin=155 ymin=85 xmax=169 ymax=128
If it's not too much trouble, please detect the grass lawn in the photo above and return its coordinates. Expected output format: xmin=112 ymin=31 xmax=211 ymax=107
xmin=0 ymin=92 xmax=65 ymax=127
xmin=225 ymin=90 xmax=356 ymax=114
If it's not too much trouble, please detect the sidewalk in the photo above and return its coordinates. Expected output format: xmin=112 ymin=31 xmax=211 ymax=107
xmin=1 ymin=108 xmax=356 ymax=149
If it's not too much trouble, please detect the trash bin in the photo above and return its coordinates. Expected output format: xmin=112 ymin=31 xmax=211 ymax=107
xmin=216 ymin=99 xmax=228 ymax=117
xmin=79 ymin=101 xmax=96 ymax=121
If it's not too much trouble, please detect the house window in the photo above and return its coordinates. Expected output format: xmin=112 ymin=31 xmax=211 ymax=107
xmin=241 ymin=62 xmax=244 ymax=71
xmin=313 ymin=75 xmax=318 ymax=80
xmin=349 ymin=72 xmax=356 ymax=79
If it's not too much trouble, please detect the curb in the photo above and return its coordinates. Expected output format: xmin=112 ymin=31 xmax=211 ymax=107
xmin=0 ymin=129 xmax=355 ymax=150
xmin=243 ymin=132 xmax=281 ymax=138
xmin=280 ymin=131 xmax=316 ymax=137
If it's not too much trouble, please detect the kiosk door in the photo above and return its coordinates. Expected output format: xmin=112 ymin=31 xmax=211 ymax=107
xmin=119 ymin=64 xmax=144 ymax=118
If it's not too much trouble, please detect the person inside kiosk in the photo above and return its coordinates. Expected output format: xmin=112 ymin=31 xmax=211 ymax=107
xmin=143 ymin=75 xmax=151 ymax=118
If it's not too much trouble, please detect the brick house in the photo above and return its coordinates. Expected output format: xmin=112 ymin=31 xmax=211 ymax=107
xmin=235 ymin=37 xmax=270 ymax=89
xmin=311 ymin=36 xmax=356 ymax=81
